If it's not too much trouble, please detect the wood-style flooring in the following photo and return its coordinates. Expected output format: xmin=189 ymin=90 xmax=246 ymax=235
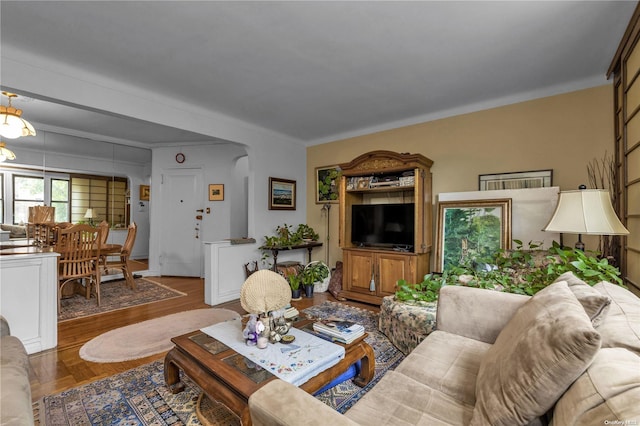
xmin=28 ymin=261 xmax=379 ymax=402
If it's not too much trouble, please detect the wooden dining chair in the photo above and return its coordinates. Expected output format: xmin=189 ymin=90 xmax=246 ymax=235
xmin=104 ymin=222 xmax=137 ymax=290
xmin=56 ymin=224 xmax=102 ymax=312
xmin=97 ymin=220 xmax=110 ymax=271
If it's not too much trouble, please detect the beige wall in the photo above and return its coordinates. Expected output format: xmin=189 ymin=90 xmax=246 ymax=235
xmin=307 ymin=85 xmax=614 ymax=267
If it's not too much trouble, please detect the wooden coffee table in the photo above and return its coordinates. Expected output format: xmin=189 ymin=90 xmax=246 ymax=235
xmin=164 ymin=318 xmax=375 ymax=426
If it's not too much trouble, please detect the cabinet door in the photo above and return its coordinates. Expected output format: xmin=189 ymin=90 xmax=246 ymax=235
xmin=377 ymin=253 xmax=414 ymax=296
xmin=345 ymin=250 xmax=374 ymax=294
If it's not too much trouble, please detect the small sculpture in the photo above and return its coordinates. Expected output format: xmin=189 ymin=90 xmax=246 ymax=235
xmin=242 ymin=314 xmax=260 ymax=346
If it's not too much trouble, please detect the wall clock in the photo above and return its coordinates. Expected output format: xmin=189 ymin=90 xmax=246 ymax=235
xmin=175 ymin=153 xmax=186 ymax=164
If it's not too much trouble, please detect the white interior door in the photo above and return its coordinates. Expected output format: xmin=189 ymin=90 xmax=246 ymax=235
xmin=160 ymin=168 xmax=203 ymax=276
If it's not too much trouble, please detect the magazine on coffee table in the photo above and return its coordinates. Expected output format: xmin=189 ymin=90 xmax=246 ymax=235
xmin=312 ymin=320 xmax=365 ymax=344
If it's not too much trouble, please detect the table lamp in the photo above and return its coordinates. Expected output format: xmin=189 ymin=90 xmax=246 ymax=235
xmin=543 ymin=188 xmax=629 ymax=250
xmin=84 ymin=208 xmax=95 ymax=226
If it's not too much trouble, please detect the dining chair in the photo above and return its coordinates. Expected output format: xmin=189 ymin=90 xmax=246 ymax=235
xmin=97 ymin=220 xmax=110 ymax=271
xmin=104 ymin=222 xmax=137 ymax=290
xmin=28 ymin=206 xmax=56 ymax=247
xmin=56 ymin=224 xmax=102 ymax=312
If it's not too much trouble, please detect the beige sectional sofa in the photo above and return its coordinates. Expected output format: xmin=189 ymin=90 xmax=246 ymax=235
xmin=249 ymin=272 xmax=640 ymax=425
xmin=0 ymin=316 xmax=34 ymax=426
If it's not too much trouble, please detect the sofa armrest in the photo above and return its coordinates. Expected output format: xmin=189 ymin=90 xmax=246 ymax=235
xmin=0 ymin=316 xmax=10 ymax=338
xmin=249 ymin=380 xmax=359 ymax=426
xmin=436 ymin=285 xmax=530 ymax=344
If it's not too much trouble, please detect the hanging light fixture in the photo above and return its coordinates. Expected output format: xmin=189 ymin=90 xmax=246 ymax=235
xmin=0 ymin=92 xmax=36 ymax=139
xmin=0 ymin=141 xmax=16 ymax=162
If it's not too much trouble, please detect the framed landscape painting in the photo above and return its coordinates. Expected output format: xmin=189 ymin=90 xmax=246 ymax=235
xmin=269 ymin=177 xmax=296 ymax=210
xmin=435 ymin=198 xmax=512 ymax=272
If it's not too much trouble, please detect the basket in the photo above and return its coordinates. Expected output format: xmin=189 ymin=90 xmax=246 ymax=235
xmin=305 ymin=261 xmax=331 ymax=293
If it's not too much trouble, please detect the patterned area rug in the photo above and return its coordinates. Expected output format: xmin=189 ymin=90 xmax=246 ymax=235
xmin=37 ymin=301 xmax=404 ymax=425
xmin=303 ymin=301 xmax=405 ymax=413
xmin=59 ymin=277 xmax=187 ymax=322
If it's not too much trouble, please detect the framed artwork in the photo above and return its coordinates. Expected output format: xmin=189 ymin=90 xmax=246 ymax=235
xmin=269 ymin=177 xmax=296 ymax=210
xmin=479 ymin=169 xmax=552 ymax=191
xmin=209 ymin=184 xmax=224 ymax=201
xmin=139 ymin=185 xmax=150 ymax=201
xmin=435 ymin=198 xmax=512 ymax=272
xmin=315 ymin=165 xmax=341 ymax=204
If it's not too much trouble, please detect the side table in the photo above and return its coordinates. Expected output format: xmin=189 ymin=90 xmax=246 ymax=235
xmin=260 ymin=241 xmax=323 ymax=271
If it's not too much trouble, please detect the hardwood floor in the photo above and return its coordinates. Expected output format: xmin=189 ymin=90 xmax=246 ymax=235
xmin=28 ymin=263 xmax=379 ymax=402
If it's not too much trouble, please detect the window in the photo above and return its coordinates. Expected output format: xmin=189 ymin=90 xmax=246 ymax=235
xmin=13 ymin=175 xmax=44 ymax=224
xmin=51 ymin=179 xmax=70 ymax=223
xmin=1 ymin=168 xmax=127 ymax=226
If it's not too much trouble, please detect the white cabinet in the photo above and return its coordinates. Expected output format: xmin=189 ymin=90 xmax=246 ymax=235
xmin=0 ymin=252 xmax=58 ymax=353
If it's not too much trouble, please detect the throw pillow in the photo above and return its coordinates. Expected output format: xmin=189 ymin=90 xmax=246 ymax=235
xmin=594 ymin=281 xmax=640 ymax=356
xmin=552 ymin=348 xmax=640 ymax=426
xmin=552 ymin=272 xmax=611 ymax=327
xmin=470 ymin=281 xmax=602 ymax=426
xmin=328 ymin=261 xmax=343 ymax=299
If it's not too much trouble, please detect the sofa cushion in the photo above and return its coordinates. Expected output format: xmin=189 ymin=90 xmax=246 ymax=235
xmin=346 ymin=370 xmax=474 ymax=426
xmin=552 ymin=272 xmax=611 ymax=327
xmin=471 ymin=281 xmax=601 ymax=426
xmin=594 ymin=281 xmax=640 ymax=355
xmin=551 ymin=348 xmax=640 ymax=426
xmin=394 ymin=330 xmax=490 ymax=406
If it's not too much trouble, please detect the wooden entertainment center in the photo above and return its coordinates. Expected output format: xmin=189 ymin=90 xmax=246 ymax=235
xmin=338 ymin=150 xmax=433 ymax=305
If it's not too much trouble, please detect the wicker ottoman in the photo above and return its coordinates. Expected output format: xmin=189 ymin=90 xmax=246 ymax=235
xmin=378 ymin=295 xmax=437 ymax=356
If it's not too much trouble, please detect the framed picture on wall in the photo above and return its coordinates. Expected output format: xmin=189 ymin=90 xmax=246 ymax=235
xmin=435 ymin=198 xmax=512 ymax=272
xmin=315 ymin=165 xmax=341 ymax=204
xmin=269 ymin=177 xmax=296 ymax=210
xmin=139 ymin=185 xmax=150 ymax=201
xmin=209 ymin=184 xmax=224 ymax=201
xmin=479 ymin=170 xmax=552 ymax=190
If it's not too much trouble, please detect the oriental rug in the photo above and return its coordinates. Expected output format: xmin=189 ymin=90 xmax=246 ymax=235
xmin=59 ymin=277 xmax=186 ymax=322
xmin=36 ymin=302 xmax=404 ymax=425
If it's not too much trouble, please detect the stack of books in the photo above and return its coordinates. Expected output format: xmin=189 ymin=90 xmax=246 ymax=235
xmin=284 ymin=306 xmax=299 ymax=319
xmin=312 ymin=320 xmax=365 ymax=344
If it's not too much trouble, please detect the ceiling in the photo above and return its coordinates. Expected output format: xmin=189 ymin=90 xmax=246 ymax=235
xmin=1 ymin=1 xmax=637 ymax=148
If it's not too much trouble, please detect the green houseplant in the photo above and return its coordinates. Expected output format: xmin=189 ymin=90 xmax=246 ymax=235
xmin=395 ymin=240 xmax=625 ymax=303
xmin=287 ymin=272 xmax=302 ymax=299
xmin=261 ymin=223 xmax=320 ymax=267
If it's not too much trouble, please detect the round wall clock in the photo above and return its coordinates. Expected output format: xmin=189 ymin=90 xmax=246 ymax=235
xmin=175 ymin=153 xmax=186 ymax=164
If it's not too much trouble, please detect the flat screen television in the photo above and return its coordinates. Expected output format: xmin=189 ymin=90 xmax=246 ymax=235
xmin=351 ymin=203 xmax=414 ymax=249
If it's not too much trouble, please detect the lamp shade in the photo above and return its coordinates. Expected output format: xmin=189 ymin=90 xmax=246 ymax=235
xmin=0 ymin=142 xmax=16 ymax=162
xmin=84 ymin=208 xmax=95 ymax=219
xmin=543 ymin=190 xmax=629 ymax=235
xmin=0 ymin=93 xmax=36 ymax=139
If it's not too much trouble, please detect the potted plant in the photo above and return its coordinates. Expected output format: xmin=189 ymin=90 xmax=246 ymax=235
xmin=301 ymin=261 xmax=330 ymax=296
xmin=261 ymin=223 xmax=320 ymax=267
xmin=295 ymin=224 xmax=319 ymax=242
xmin=301 ymin=268 xmax=315 ymax=298
xmin=287 ymin=272 xmax=302 ymax=300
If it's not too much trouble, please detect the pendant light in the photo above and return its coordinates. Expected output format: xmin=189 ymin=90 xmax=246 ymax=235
xmin=0 ymin=92 xmax=36 ymax=139
xmin=0 ymin=141 xmax=16 ymax=162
